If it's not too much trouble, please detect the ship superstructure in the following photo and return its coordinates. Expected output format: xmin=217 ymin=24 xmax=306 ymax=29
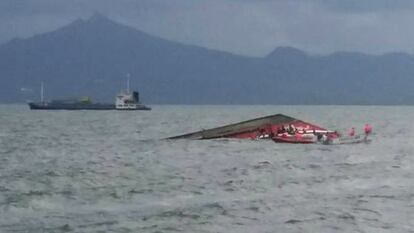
xmin=115 ymin=76 xmax=151 ymax=110
xmin=115 ymin=91 xmax=150 ymax=110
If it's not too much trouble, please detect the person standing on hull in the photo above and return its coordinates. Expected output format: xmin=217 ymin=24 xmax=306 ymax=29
xmin=364 ymin=123 xmax=372 ymax=139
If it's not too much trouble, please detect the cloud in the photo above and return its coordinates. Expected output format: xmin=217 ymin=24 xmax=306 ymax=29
xmin=1 ymin=0 xmax=414 ymax=56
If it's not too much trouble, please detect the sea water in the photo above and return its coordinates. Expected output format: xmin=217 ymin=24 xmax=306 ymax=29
xmin=0 ymin=105 xmax=413 ymax=233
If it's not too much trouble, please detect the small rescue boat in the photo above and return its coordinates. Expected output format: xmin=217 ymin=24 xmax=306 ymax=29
xmin=324 ymin=135 xmax=371 ymax=145
xmin=272 ymin=133 xmax=317 ymax=144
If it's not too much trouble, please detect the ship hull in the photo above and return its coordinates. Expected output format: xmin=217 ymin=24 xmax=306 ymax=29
xmin=168 ymin=114 xmax=335 ymax=140
xmin=116 ymin=106 xmax=151 ymax=111
xmin=28 ymin=102 xmax=151 ymax=110
xmin=168 ymin=114 xmax=297 ymax=139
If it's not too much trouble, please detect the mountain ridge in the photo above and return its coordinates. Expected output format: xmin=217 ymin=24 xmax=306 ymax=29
xmin=1 ymin=14 xmax=414 ymax=104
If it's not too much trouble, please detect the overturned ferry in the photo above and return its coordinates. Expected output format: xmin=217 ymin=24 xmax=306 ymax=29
xmin=169 ymin=114 xmax=371 ymax=145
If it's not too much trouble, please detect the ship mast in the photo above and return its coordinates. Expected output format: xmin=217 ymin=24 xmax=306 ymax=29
xmin=40 ymin=82 xmax=44 ymax=103
xmin=126 ymin=73 xmax=130 ymax=94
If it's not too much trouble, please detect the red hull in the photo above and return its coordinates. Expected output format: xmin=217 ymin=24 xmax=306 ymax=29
xmin=168 ymin=113 xmax=369 ymax=145
xmin=169 ymin=114 xmax=337 ymax=141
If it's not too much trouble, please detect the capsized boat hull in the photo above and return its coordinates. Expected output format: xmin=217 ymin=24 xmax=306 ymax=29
xmin=168 ymin=113 xmax=371 ymax=145
xmin=168 ymin=114 xmax=293 ymax=139
xmin=168 ymin=114 xmax=333 ymax=140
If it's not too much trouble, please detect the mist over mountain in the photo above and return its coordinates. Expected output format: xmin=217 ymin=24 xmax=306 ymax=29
xmin=1 ymin=14 xmax=414 ymax=104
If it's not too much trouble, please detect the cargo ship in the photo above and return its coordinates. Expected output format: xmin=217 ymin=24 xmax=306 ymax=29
xmin=28 ymin=82 xmax=151 ymax=110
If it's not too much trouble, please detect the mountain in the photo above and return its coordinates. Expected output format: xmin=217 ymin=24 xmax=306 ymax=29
xmin=1 ymin=13 xmax=414 ymax=104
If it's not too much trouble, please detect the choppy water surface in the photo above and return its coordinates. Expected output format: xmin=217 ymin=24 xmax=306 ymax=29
xmin=0 ymin=105 xmax=413 ymax=233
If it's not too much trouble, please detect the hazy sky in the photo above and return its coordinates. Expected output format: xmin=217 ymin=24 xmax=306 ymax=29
xmin=1 ymin=0 xmax=414 ymax=56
